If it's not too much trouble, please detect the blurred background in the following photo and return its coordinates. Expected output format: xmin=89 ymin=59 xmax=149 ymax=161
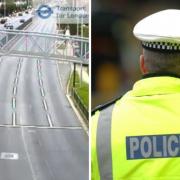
xmin=92 ymin=0 xmax=180 ymax=109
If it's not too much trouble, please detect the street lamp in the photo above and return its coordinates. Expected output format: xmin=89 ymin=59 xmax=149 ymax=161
xmin=4 ymin=0 xmax=6 ymax=17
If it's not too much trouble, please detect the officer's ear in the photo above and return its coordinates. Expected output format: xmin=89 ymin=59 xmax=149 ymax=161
xmin=140 ymin=54 xmax=148 ymax=74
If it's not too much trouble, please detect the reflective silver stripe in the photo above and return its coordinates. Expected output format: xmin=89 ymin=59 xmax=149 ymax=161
xmin=96 ymin=104 xmax=115 ymax=180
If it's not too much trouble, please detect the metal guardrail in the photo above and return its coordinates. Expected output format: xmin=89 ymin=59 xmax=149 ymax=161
xmin=0 ymin=29 xmax=89 ymax=65
xmin=71 ymin=88 xmax=88 ymax=122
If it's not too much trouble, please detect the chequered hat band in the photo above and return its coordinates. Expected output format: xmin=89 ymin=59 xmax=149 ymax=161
xmin=142 ymin=41 xmax=180 ymax=51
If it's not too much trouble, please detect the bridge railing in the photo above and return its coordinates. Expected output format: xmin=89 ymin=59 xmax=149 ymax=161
xmin=0 ymin=29 xmax=89 ymax=65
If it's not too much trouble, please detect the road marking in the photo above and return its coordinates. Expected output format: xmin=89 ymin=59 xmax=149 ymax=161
xmin=16 ymin=69 xmax=20 ymax=76
xmin=14 ymin=77 xmax=18 ymax=85
xmin=40 ymin=87 xmax=45 ymax=96
xmin=12 ymin=98 xmax=16 ymax=109
xmin=46 ymin=113 xmax=53 ymax=127
xmin=19 ymin=58 xmax=22 ymax=62
xmin=21 ymin=127 xmax=37 ymax=180
xmin=43 ymin=99 xmax=48 ymax=111
xmin=37 ymin=64 xmax=41 ymax=71
xmin=18 ymin=63 xmax=21 ymax=70
xmin=0 ymin=124 xmax=82 ymax=129
xmin=38 ymin=71 xmax=42 ymax=77
xmin=13 ymin=86 xmax=17 ymax=96
xmin=0 ymin=152 xmax=19 ymax=160
xmin=56 ymin=61 xmax=63 ymax=89
xmin=19 ymin=58 xmax=23 ymax=63
xmin=12 ymin=112 xmax=16 ymax=126
xmin=37 ymin=59 xmax=40 ymax=64
xmin=39 ymin=79 xmax=43 ymax=87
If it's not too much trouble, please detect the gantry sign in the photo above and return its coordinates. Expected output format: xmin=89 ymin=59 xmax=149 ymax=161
xmin=0 ymin=29 xmax=89 ymax=65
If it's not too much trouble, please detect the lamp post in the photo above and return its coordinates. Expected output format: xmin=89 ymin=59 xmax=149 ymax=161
xmin=4 ymin=0 xmax=6 ymax=17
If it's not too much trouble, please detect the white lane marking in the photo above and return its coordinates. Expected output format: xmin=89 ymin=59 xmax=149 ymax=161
xmin=12 ymin=98 xmax=16 ymax=109
xmin=43 ymin=99 xmax=48 ymax=111
xmin=38 ymin=71 xmax=41 ymax=77
xmin=56 ymin=61 xmax=63 ymax=89
xmin=19 ymin=57 xmax=22 ymax=62
xmin=37 ymin=64 xmax=41 ymax=70
xmin=18 ymin=63 xmax=21 ymax=70
xmin=0 ymin=124 xmax=82 ymax=129
xmin=21 ymin=127 xmax=37 ymax=180
xmin=39 ymin=79 xmax=43 ymax=87
xmin=37 ymin=59 xmax=40 ymax=64
xmin=14 ymin=77 xmax=18 ymax=85
xmin=13 ymin=86 xmax=17 ymax=96
xmin=16 ymin=69 xmax=20 ymax=76
xmin=20 ymin=58 xmax=23 ymax=63
xmin=40 ymin=87 xmax=45 ymax=97
xmin=46 ymin=113 xmax=53 ymax=127
xmin=12 ymin=112 xmax=16 ymax=126
xmin=0 ymin=152 xmax=19 ymax=160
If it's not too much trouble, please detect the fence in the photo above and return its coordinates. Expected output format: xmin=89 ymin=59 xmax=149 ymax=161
xmin=71 ymin=88 xmax=88 ymax=124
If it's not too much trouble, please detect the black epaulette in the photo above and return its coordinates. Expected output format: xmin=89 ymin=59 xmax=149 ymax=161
xmin=91 ymin=95 xmax=122 ymax=115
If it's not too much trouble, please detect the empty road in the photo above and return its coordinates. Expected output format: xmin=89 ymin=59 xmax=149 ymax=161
xmin=0 ymin=15 xmax=88 ymax=180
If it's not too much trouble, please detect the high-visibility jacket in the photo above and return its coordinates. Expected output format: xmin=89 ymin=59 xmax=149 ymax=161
xmin=91 ymin=76 xmax=180 ymax=180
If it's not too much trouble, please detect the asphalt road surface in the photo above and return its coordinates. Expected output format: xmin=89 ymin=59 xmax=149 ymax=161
xmin=0 ymin=15 xmax=88 ymax=180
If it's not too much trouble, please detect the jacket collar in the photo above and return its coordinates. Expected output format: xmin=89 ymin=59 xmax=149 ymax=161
xmin=142 ymin=72 xmax=180 ymax=79
xmin=131 ymin=74 xmax=180 ymax=97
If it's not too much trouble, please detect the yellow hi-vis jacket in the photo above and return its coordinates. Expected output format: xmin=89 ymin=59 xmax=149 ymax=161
xmin=91 ymin=76 xmax=180 ymax=180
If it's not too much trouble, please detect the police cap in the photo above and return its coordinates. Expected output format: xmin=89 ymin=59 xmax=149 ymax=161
xmin=133 ymin=9 xmax=180 ymax=52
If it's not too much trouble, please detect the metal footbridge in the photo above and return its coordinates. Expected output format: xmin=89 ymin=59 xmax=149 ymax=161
xmin=0 ymin=29 xmax=89 ymax=65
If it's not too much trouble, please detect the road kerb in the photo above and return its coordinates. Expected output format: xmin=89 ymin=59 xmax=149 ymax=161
xmin=56 ymin=61 xmax=88 ymax=135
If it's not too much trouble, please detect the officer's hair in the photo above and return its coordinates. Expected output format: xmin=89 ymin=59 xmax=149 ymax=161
xmin=143 ymin=48 xmax=180 ymax=75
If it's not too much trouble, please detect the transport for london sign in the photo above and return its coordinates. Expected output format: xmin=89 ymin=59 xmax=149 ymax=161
xmin=37 ymin=5 xmax=53 ymax=19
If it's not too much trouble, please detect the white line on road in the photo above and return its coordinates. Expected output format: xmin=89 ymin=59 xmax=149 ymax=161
xmin=39 ymin=79 xmax=43 ymax=87
xmin=56 ymin=61 xmax=63 ymax=90
xmin=43 ymin=99 xmax=48 ymax=111
xmin=37 ymin=64 xmax=41 ymax=70
xmin=12 ymin=112 xmax=16 ymax=126
xmin=40 ymin=87 xmax=45 ymax=97
xmin=0 ymin=152 xmax=19 ymax=160
xmin=18 ymin=63 xmax=21 ymax=70
xmin=46 ymin=113 xmax=53 ymax=127
xmin=37 ymin=59 xmax=40 ymax=64
xmin=13 ymin=86 xmax=17 ymax=96
xmin=12 ymin=98 xmax=16 ymax=109
xmin=21 ymin=127 xmax=37 ymax=180
xmin=16 ymin=69 xmax=20 ymax=76
xmin=0 ymin=124 xmax=82 ymax=129
xmin=20 ymin=58 xmax=23 ymax=63
xmin=14 ymin=77 xmax=18 ymax=85
xmin=38 ymin=71 xmax=41 ymax=77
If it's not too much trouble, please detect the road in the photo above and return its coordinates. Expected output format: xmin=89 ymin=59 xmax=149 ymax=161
xmin=0 ymin=15 xmax=88 ymax=180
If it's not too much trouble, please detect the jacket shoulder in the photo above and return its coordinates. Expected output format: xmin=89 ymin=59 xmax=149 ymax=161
xmin=91 ymin=95 xmax=122 ymax=115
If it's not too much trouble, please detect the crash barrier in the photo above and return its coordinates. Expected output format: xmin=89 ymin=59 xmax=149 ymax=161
xmin=17 ymin=17 xmax=32 ymax=30
xmin=71 ymin=88 xmax=89 ymax=124
xmin=0 ymin=29 xmax=89 ymax=64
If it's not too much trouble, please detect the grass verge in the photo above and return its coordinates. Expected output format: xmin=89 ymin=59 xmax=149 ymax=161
xmin=70 ymin=71 xmax=89 ymax=109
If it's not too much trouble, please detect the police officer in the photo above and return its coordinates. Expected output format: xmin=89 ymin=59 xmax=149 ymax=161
xmin=91 ymin=9 xmax=180 ymax=180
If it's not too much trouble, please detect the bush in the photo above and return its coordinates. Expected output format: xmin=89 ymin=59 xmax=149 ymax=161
xmin=6 ymin=3 xmax=16 ymax=15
